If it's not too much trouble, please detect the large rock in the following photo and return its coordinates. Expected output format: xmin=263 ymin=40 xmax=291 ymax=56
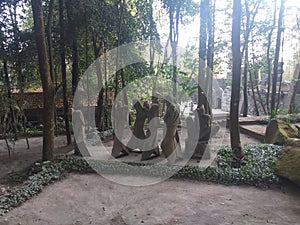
xmin=274 ymin=139 xmax=300 ymax=186
xmin=265 ymin=119 xmax=299 ymax=145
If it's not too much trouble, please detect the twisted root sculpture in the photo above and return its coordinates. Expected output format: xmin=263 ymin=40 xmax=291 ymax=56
xmin=161 ymin=100 xmax=180 ymax=164
xmin=126 ymin=100 xmax=149 ymax=152
xmin=111 ymin=105 xmax=130 ymax=158
xmin=141 ymin=102 xmax=160 ymax=161
xmin=185 ymin=105 xmax=212 ymax=159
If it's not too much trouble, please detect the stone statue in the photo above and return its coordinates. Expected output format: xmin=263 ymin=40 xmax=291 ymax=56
xmin=185 ymin=104 xmax=212 ymax=159
xmin=141 ymin=102 xmax=160 ymax=161
xmin=126 ymin=100 xmax=149 ymax=152
xmin=161 ymin=99 xmax=180 ymax=164
xmin=111 ymin=105 xmax=130 ymax=158
xmin=73 ymin=108 xmax=89 ymax=157
xmin=197 ymin=105 xmax=211 ymax=141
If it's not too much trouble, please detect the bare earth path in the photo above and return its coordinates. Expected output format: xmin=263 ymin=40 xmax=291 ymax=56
xmin=0 ymin=174 xmax=300 ymax=225
xmin=1 ymin=132 xmax=299 ymax=225
xmin=0 ymin=130 xmax=259 ymax=179
xmin=0 ymin=136 xmax=73 ymax=179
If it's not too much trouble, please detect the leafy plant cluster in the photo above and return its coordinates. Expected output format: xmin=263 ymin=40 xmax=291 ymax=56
xmin=25 ymin=126 xmax=42 ymax=137
xmin=25 ymin=120 xmax=75 ymax=137
xmin=61 ymin=144 xmax=283 ymax=188
xmin=86 ymin=129 xmax=113 ymax=146
xmin=0 ymin=162 xmax=66 ymax=217
xmin=259 ymin=114 xmax=300 ymax=125
xmin=0 ymin=144 xmax=283 ymax=217
xmin=216 ymin=144 xmax=282 ymax=186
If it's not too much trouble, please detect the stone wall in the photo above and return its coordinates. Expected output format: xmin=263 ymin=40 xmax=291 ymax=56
xmin=221 ymin=87 xmax=231 ymax=112
xmin=220 ymin=87 xmax=295 ymax=115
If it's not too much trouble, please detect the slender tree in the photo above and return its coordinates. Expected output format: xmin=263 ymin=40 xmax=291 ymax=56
xmin=197 ymin=0 xmax=212 ymax=115
xmin=266 ymin=0 xmax=277 ymax=114
xmin=270 ymin=0 xmax=284 ymax=118
xmin=46 ymin=0 xmax=55 ymax=82
xmin=241 ymin=0 xmax=262 ymax=117
xmin=59 ymin=0 xmax=71 ymax=145
xmin=206 ymin=0 xmax=216 ymax=107
xmin=198 ymin=0 xmax=208 ymax=105
xmin=65 ymin=0 xmax=79 ymax=97
xmin=162 ymin=0 xmax=184 ymax=97
xmin=230 ymin=0 xmax=244 ymax=163
xmin=249 ymin=69 xmax=260 ymax=116
xmin=242 ymin=1 xmax=250 ymax=117
xmin=31 ymin=0 xmax=55 ymax=161
xmin=1 ymin=42 xmax=18 ymax=141
xmin=93 ymin=36 xmax=105 ymax=130
xmin=289 ymin=63 xmax=300 ymax=113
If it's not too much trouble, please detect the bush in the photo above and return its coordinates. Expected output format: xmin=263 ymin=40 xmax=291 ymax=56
xmin=216 ymin=144 xmax=282 ymax=186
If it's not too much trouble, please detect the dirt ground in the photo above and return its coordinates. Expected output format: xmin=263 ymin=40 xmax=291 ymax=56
xmin=0 ymin=136 xmax=73 ymax=180
xmin=0 ymin=173 xmax=300 ymax=225
xmin=3 ymin=131 xmax=299 ymax=225
xmin=0 ymin=129 xmax=260 ymax=179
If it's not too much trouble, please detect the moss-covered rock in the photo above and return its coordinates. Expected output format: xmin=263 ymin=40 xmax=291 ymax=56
xmin=265 ymin=119 xmax=299 ymax=145
xmin=274 ymin=139 xmax=300 ymax=186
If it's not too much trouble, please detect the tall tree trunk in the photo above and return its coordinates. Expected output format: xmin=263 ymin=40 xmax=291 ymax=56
xmin=289 ymin=63 xmax=300 ymax=113
xmin=206 ymin=0 xmax=215 ymax=108
xmin=115 ymin=0 xmax=128 ymax=106
xmin=1 ymin=34 xmax=18 ymax=141
xmin=114 ymin=0 xmax=125 ymax=100
xmin=31 ymin=0 xmax=55 ymax=161
xmin=198 ymin=0 xmax=208 ymax=109
xmin=242 ymin=1 xmax=250 ymax=117
xmin=84 ymin=5 xmax=90 ymax=131
xmin=92 ymin=36 xmax=104 ymax=130
xmin=230 ymin=0 xmax=244 ymax=163
xmin=71 ymin=43 xmax=79 ymax=95
xmin=255 ymin=78 xmax=267 ymax=115
xmin=65 ymin=0 xmax=79 ymax=96
xmin=66 ymin=0 xmax=80 ymax=154
xmin=249 ymin=69 xmax=260 ymax=116
xmin=9 ymin=2 xmax=25 ymax=93
xmin=249 ymin=32 xmax=267 ymax=115
xmin=3 ymin=58 xmax=18 ymax=141
xmin=266 ymin=0 xmax=277 ymax=114
xmin=59 ymin=0 xmax=71 ymax=145
xmin=104 ymin=51 xmax=109 ymax=129
xmin=242 ymin=47 xmax=249 ymax=117
xmin=197 ymin=0 xmax=212 ymax=116
xmin=149 ymin=0 xmax=156 ymax=102
xmin=120 ymin=69 xmax=128 ymax=105
xmin=168 ymin=0 xmax=181 ymax=97
xmin=47 ymin=0 xmax=55 ymax=82
xmin=47 ymin=0 xmax=58 ymax=137
xmin=241 ymin=0 xmax=262 ymax=117
xmin=276 ymin=61 xmax=284 ymax=110
xmin=270 ymin=0 xmax=284 ymax=118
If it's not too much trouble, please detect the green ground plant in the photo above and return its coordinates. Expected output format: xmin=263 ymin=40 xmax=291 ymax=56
xmin=0 ymin=144 xmax=283 ymax=217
